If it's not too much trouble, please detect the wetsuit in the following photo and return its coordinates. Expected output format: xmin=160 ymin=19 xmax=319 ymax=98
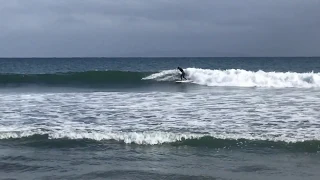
xmin=177 ymin=67 xmax=187 ymax=80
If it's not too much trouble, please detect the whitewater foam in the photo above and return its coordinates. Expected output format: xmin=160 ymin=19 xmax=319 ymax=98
xmin=1 ymin=89 xmax=320 ymax=145
xmin=143 ymin=68 xmax=320 ymax=88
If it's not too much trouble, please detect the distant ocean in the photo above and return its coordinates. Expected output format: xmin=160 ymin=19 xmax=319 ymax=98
xmin=0 ymin=57 xmax=320 ymax=180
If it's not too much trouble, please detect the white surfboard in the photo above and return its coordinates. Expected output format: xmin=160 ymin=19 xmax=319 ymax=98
xmin=175 ymin=80 xmax=193 ymax=83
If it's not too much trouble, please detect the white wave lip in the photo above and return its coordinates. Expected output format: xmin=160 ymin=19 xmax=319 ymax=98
xmin=142 ymin=69 xmax=178 ymax=81
xmin=0 ymin=131 xmax=204 ymax=145
xmin=1 ymin=130 xmax=319 ymax=145
xmin=143 ymin=68 xmax=320 ymax=88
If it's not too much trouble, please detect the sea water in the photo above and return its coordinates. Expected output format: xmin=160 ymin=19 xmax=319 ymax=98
xmin=0 ymin=57 xmax=320 ymax=180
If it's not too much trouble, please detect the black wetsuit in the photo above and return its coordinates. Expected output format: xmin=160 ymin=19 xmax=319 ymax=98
xmin=177 ymin=67 xmax=187 ymax=80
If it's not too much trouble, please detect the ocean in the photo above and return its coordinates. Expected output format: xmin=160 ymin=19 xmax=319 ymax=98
xmin=0 ymin=57 xmax=320 ymax=180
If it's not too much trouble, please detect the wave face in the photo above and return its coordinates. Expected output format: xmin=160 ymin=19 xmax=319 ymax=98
xmin=1 ymin=68 xmax=320 ymax=88
xmin=144 ymin=68 xmax=320 ymax=88
xmin=0 ymin=131 xmax=319 ymax=152
xmin=0 ymin=71 xmax=148 ymax=86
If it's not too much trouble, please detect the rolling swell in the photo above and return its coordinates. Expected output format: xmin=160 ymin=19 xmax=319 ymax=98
xmin=0 ymin=71 xmax=152 ymax=86
xmin=180 ymin=137 xmax=320 ymax=152
xmin=1 ymin=133 xmax=319 ymax=153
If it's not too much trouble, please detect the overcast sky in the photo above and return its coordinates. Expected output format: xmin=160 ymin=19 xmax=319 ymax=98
xmin=0 ymin=0 xmax=319 ymax=57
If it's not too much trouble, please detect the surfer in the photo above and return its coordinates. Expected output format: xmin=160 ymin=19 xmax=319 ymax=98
xmin=177 ymin=67 xmax=187 ymax=80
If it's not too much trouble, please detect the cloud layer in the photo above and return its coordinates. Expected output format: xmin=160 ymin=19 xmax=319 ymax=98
xmin=0 ymin=0 xmax=319 ymax=57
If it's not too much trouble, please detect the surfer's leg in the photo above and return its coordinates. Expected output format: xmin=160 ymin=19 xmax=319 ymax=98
xmin=182 ymin=73 xmax=187 ymax=80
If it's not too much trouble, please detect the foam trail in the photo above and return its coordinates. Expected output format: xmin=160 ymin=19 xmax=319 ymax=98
xmin=143 ymin=68 xmax=320 ymax=88
xmin=142 ymin=69 xmax=179 ymax=81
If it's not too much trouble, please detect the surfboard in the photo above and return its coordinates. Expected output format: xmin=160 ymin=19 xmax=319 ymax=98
xmin=175 ymin=80 xmax=193 ymax=83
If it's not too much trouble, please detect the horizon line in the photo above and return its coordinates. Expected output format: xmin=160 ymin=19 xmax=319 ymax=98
xmin=0 ymin=56 xmax=319 ymax=58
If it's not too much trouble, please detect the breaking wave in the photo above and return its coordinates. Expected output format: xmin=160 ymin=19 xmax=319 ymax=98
xmin=143 ymin=68 xmax=320 ymax=88
xmin=1 ymin=131 xmax=319 ymax=152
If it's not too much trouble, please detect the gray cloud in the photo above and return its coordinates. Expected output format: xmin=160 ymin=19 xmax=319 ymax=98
xmin=0 ymin=0 xmax=319 ymax=57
